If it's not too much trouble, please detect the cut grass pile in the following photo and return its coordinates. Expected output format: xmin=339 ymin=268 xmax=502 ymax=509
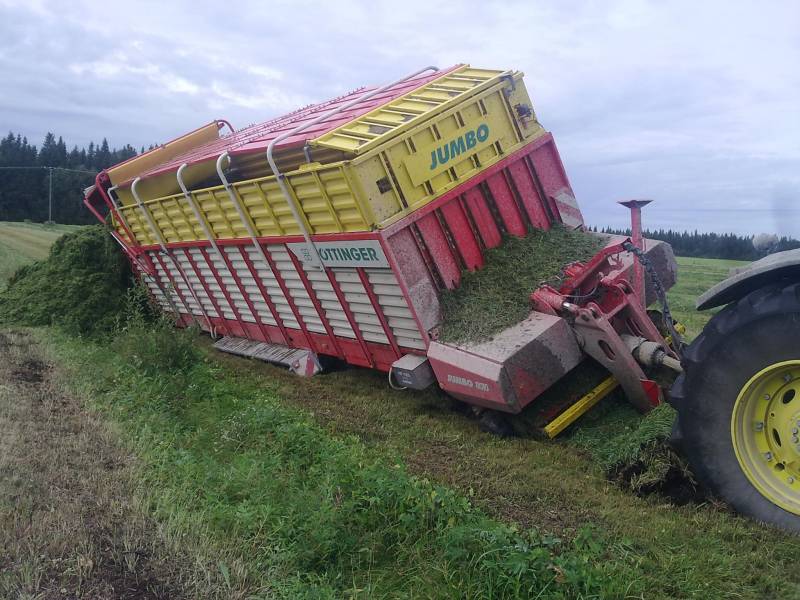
xmin=439 ymin=226 xmax=606 ymax=343
xmin=39 ymin=315 xmax=625 ymax=599
xmin=0 ymin=225 xmax=132 ymax=336
xmin=0 ymin=221 xmax=83 ymax=286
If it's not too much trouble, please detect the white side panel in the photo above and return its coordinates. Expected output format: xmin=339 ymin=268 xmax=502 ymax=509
xmin=206 ymin=248 xmax=255 ymax=323
xmin=144 ymin=242 xmax=426 ymax=353
xmin=147 ymin=251 xmax=189 ymax=315
xmin=243 ymin=246 xmax=301 ymax=330
xmin=187 ymin=248 xmax=236 ymax=320
xmin=174 ymin=249 xmax=219 ymax=318
xmin=162 ymin=254 xmax=204 ymax=317
xmin=266 ymin=244 xmax=326 ymax=334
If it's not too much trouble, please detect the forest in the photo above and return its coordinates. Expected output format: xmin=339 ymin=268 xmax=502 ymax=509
xmin=598 ymin=227 xmax=800 ymax=261
xmin=2 ymin=130 xmax=798 ymax=261
xmin=0 ymin=131 xmax=139 ymax=224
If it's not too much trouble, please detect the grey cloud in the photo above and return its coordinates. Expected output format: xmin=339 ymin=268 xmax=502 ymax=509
xmin=0 ymin=0 xmax=797 ymax=234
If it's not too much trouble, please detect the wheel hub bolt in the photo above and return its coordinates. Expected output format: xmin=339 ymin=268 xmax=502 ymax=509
xmin=793 ymin=428 xmax=799 ymax=435
xmin=793 ymin=436 xmax=799 ymax=444
xmin=789 ymin=477 xmax=796 ymax=484
xmin=764 ymin=394 xmax=771 ymax=400
xmin=785 ymin=374 xmax=793 ymax=383
xmin=765 ymin=452 xmax=773 ymax=461
xmin=755 ymin=422 xmax=764 ymax=431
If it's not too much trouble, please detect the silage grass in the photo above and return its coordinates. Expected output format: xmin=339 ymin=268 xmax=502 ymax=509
xmin=0 ymin=225 xmax=132 ymax=336
xmin=0 ymin=221 xmax=84 ymax=287
xmin=439 ymin=226 xmax=606 ymax=343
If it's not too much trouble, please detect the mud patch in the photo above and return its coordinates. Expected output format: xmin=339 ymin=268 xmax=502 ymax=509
xmin=0 ymin=331 xmax=188 ymax=599
xmin=12 ymin=358 xmax=48 ymax=383
xmin=611 ymin=446 xmax=705 ymax=506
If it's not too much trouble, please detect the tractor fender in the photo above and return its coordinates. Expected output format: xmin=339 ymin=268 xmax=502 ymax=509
xmin=696 ymin=248 xmax=800 ymax=310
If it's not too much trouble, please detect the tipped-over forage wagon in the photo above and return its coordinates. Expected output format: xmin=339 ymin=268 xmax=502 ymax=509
xmin=84 ymin=64 xmax=800 ymax=532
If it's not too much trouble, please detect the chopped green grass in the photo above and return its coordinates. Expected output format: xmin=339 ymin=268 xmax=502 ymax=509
xmin=439 ymin=226 xmax=606 ymax=343
xmin=0 ymin=221 xmax=83 ymax=286
xmin=0 ymin=225 xmax=132 ymax=336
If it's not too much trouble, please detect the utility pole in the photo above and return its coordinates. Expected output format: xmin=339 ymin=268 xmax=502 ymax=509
xmin=48 ymin=167 xmax=53 ymax=224
xmin=0 ymin=165 xmax=96 ymax=225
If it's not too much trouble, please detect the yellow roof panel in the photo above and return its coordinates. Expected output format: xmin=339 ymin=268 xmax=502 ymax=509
xmin=310 ymin=65 xmax=509 ymax=155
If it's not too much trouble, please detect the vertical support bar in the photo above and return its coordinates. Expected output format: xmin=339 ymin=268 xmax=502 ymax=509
xmin=357 ymin=268 xmax=402 ymax=359
xmin=105 ymin=184 xmax=140 ymax=249
xmin=239 ymin=247 xmax=290 ymax=345
xmin=198 ymin=246 xmax=247 ymax=329
xmin=325 ymin=269 xmax=374 ymax=368
xmin=151 ymin=251 xmax=192 ymax=323
xmin=178 ymin=164 xmax=273 ymax=341
xmin=262 ymin=244 xmax=316 ymax=352
xmin=217 ymin=246 xmax=275 ymax=343
xmin=131 ymin=178 xmax=210 ymax=330
xmin=619 ymin=199 xmax=651 ymax=308
xmin=288 ymin=251 xmax=343 ymax=358
xmin=48 ymin=167 xmax=53 ymax=223
xmin=183 ymin=247 xmax=225 ymax=336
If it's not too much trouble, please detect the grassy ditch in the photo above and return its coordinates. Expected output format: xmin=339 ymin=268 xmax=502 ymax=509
xmin=439 ymin=226 xmax=606 ymax=343
xmin=8 ymin=227 xmax=795 ymax=597
xmin=39 ymin=313 xmax=629 ymax=599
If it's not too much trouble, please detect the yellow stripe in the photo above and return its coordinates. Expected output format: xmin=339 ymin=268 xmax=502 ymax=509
xmin=544 ymin=376 xmax=618 ymax=439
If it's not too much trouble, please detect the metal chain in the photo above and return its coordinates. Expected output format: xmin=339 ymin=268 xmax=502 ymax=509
xmin=622 ymin=241 xmax=684 ymax=356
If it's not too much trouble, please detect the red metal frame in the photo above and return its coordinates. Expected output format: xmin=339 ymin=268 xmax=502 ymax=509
xmin=216 ymin=247 xmax=275 ymax=343
xmin=239 ymin=248 xmax=290 ymax=345
xmin=198 ymin=247 xmax=245 ymax=332
xmin=182 ymin=250 xmax=228 ymax=332
xmin=259 ymin=243 xmax=316 ymax=352
xmin=377 ymin=235 xmax=430 ymax=349
xmin=288 ymin=250 xmax=343 ymax=358
xmin=381 ymin=133 xmax=563 ymax=236
xmin=356 ymin=268 xmax=402 ymax=359
xmin=325 ymin=269 xmax=374 ymax=368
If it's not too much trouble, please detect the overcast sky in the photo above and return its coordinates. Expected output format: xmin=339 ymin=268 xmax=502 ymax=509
xmin=1 ymin=0 xmax=798 ymax=234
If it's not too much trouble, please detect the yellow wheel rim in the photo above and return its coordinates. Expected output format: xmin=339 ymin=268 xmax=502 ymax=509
xmin=732 ymin=360 xmax=800 ymax=515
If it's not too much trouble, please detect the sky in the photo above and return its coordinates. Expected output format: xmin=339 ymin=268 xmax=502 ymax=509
xmin=0 ymin=0 xmax=798 ymax=235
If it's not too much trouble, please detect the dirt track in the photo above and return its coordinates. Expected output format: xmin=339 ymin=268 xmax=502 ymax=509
xmin=0 ymin=330 xmax=184 ymax=599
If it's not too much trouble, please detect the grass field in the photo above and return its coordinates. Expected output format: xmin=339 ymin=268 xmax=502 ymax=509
xmin=10 ymin=235 xmax=797 ymax=598
xmin=669 ymin=256 xmax=747 ymax=337
xmin=0 ymin=221 xmax=83 ymax=286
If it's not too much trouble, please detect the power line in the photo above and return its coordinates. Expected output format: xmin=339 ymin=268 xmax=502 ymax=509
xmin=0 ymin=165 xmax=98 ymax=222
xmin=0 ymin=165 xmax=97 ymax=175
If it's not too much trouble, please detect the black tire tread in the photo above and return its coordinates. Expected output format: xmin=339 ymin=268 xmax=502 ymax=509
xmin=670 ymin=282 xmax=800 ymax=532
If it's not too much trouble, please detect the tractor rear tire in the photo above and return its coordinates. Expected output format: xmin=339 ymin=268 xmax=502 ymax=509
xmin=670 ymin=283 xmax=800 ymax=532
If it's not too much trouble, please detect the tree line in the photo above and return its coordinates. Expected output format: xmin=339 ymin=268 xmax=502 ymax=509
xmin=1 ymin=129 xmax=798 ymax=262
xmin=0 ymin=131 xmax=140 ymax=224
xmin=596 ymin=227 xmax=800 ymax=261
